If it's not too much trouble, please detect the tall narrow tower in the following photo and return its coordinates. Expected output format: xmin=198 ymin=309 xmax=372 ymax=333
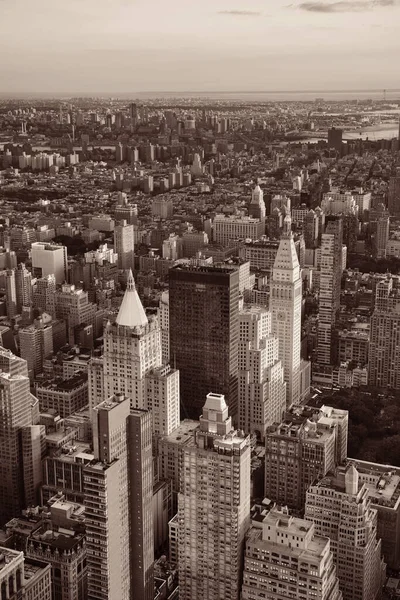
xmin=103 ymin=270 xmax=161 ymax=408
xmin=269 ymin=216 xmax=302 ymax=406
xmin=178 ymin=393 xmax=251 ymax=600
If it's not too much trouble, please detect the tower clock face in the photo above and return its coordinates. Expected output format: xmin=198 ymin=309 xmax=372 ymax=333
xmin=277 ymin=311 xmax=286 ymax=322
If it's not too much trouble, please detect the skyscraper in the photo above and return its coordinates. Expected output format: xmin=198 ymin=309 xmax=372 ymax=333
xmin=0 ymin=349 xmax=41 ymax=525
xmin=114 ymin=220 xmax=135 ymax=271
xmin=388 ymin=174 xmax=400 ymax=216
xmin=265 ymin=405 xmax=348 ymax=510
xmin=103 ymin=271 xmax=160 ymax=407
xmin=242 ymin=506 xmax=342 ymax=600
xmin=169 ymin=264 xmax=240 ymax=420
xmin=305 ymin=466 xmax=384 ymax=600
xmin=31 ymin=241 xmax=68 ymax=283
xmin=249 ymin=185 xmax=266 ymax=221
xmin=238 ymin=305 xmax=286 ymax=441
xmin=317 ymin=216 xmax=343 ymax=367
xmin=269 ymin=216 xmax=302 ymax=406
xmin=103 ymin=270 xmax=179 ymax=435
xmin=178 ymin=393 xmax=251 ymax=600
xmin=328 ymin=127 xmax=343 ymax=152
xmin=5 ymin=269 xmax=17 ymax=319
xmin=369 ymin=278 xmax=400 ymax=389
xmin=84 ymin=395 xmax=154 ymax=600
xmin=85 ymin=395 xmax=131 ymax=600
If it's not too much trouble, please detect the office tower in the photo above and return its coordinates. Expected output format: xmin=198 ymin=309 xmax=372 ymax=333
xmin=190 ymin=153 xmax=203 ymax=176
xmin=33 ymin=274 xmax=56 ymax=311
xmin=370 ymin=204 xmax=390 ymax=258
xmin=369 ymin=278 xmax=400 ymax=388
xmin=328 ymin=127 xmax=343 ymax=152
xmin=128 ymin=408 xmax=154 ymax=600
xmin=19 ymin=315 xmax=53 ymax=378
xmin=317 ymin=216 xmax=343 ymax=367
xmin=321 ymin=191 xmax=358 ymax=216
xmin=0 ymin=349 xmax=40 ymax=525
xmin=265 ymin=405 xmax=348 ymax=510
xmin=213 ymin=214 xmax=265 ymax=245
xmin=305 ymin=466 xmax=384 ymax=600
xmin=162 ymin=234 xmax=183 ymax=260
xmin=238 ymin=306 xmax=286 ymax=441
xmin=169 ymin=264 xmax=240 ymax=420
xmin=241 ymin=506 xmax=342 ymax=600
xmin=88 ymin=356 xmax=104 ymax=419
xmin=5 ymin=269 xmax=17 ymax=319
xmin=249 ymin=185 xmax=266 ymax=221
xmin=304 ymin=208 xmax=319 ymax=248
xmin=103 ymin=271 xmax=161 ymax=406
xmin=48 ymin=284 xmax=97 ymax=345
xmin=0 ymin=548 xmax=52 ymax=600
xmin=158 ymin=291 xmax=170 ymax=364
xmin=151 ymin=197 xmax=173 ymax=219
xmin=178 ymin=393 xmax=251 ymax=600
xmin=114 ymin=220 xmax=134 ymax=271
xmin=269 ymin=216 xmax=302 ymax=406
xmin=145 ymin=364 xmax=180 ymax=436
xmin=85 ymin=395 xmax=131 ymax=600
xmin=85 ymin=396 xmax=154 ymax=600
xmin=388 ymin=175 xmax=400 ymax=216
xmin=31 ymin=242 xmax=67 ymax=283
xmin=15 ymin=263 xmax=32 ymax=312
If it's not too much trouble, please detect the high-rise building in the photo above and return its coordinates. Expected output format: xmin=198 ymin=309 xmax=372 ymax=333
xmin=31 ymin=241 xmax=67 ymax=283
xmin=328 ymin=127 xmax=343 ymax=152
xmin=158 ymin=290 xmax=170 ymax=364
xmin=238 ymin=305 xmax=286 ymax=441
xmin=304 ymin=208 xmax=319 ymax=248
xmin=241 ymin=506 xmax=342 ymax=600
xmin=305 ymin=466 xmax=384 ymax=600
xmin=370 ymin=204 xmax=390 ymax=259
xmin=178 ymin=393 xmax=251 ymax=600
xmin=103 ymin=271 xmax=161 ymax=407
xmin=128 ymin=408 xmax=154 ymax=600
xmin=249 ymin=185 xmax=266 ymax=221
xmin=265 ymin=404 xmax=348 ymax=510
xmin=84 ymin=395 xmax=154 ymax=600
xmin=0 ymin=349 xmax=42 ymax=526
xmin=369 ymin=278 xmax=400 ymax=388
xmin=169 ymin=264 xmax=240 ymax=420
xmin=5 ymin=269 xmax=17 ymax=319
xmin=15 ymin=263 xmax=32 ymax=312
xmin=151 ymin=197 xmax=173 ymax=220
xmin=48 ymin=283 xmax=97 ymax=345
xmin=19 ymin=315 xmax=53 ymax=378
xmin=317 ymin=216 xmax=343 ymax=367
xmin=269 ymin=216 xmax=303 ymax=406
xmin=388 ymin=175 xmax=400 ymax=216
xmin=103 ymin=271 xmax=179 ymax=435
xmin=114 ymin=220 xmax=134 ymax=271
xmin=85 ymin=395 xmax=131 ymax=600
xmin=33 ymin=274 xmax=57 ymax=312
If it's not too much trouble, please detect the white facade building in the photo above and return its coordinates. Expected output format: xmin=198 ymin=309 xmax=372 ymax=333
xmin=178 ymin=393 xmax=251 ymax=600
xmin=269 ymin=217 xmax=302 ymax=406
xmin=31 ymin=242 xmax=67 ymax=284
xmin=238 ymin=306 xmax=286 ymax=441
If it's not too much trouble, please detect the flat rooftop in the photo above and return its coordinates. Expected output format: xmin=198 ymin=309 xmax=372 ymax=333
xmin=160 ymin=419 xmax=199 ymax=445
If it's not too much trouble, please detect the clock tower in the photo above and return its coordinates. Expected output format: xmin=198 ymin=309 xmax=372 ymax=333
xmin=270 ymin=216 xmax=302 ymax=407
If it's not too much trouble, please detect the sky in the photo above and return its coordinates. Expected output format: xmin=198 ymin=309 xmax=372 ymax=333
xmin=0 ymin=0 xmax=399 ymax=94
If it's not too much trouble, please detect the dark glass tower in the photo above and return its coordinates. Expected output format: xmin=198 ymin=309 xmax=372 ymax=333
xmin=169 ymin=264 xmax=239 ymax=420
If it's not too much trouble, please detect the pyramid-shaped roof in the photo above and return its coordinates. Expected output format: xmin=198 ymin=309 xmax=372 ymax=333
xmin=116 ymin=270 xmax=148 ymax=328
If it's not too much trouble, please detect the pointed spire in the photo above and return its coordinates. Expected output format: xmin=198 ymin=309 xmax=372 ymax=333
xmin=116 ymin=270 xmax=148 ymax=328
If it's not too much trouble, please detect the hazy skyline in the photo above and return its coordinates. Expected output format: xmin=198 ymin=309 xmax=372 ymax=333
xmin=1 ymin=0 xmax=399 ymax=94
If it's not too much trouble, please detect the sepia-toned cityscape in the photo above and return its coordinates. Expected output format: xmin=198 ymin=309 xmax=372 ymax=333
xmin=1 ymin=1 xmax=400 ymax=600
